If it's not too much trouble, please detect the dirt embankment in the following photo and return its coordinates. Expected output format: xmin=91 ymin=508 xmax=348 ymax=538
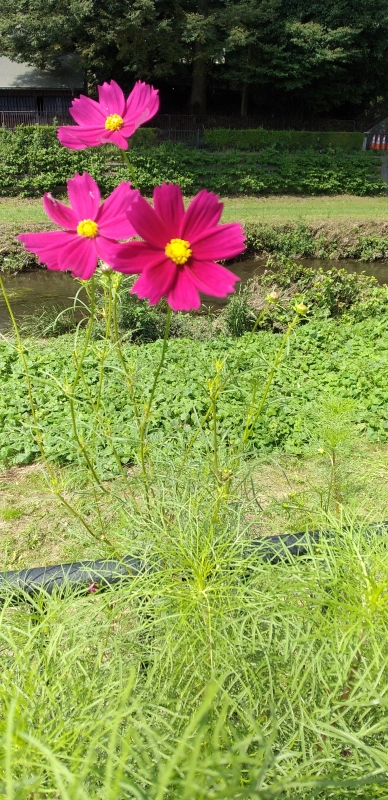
xmin=0 ymin=222 xmax=54 ymax=272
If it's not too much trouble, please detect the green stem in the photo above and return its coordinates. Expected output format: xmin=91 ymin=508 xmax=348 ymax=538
xmin=122 ymin=150 xmax=139 ymax=189
xmin=242 ymin=315 xmax=299 ymax=446
xmin=112 ymin=280 xmax=141 ymax=432
xmin=211 ymin=393 xmax=218 ymax=481
xmin=139 ymin=306 xmax=171 ymax=484
xmin=180 ymin=302 xmax=272 ymax=468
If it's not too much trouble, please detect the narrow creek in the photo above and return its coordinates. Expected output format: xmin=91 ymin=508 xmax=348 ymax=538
xmin=1 ymin=257 xmax=388 ymax=331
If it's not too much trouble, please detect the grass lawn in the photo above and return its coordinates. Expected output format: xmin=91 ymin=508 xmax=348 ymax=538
xmin=2 ymin=194 xmax=388 ymax=228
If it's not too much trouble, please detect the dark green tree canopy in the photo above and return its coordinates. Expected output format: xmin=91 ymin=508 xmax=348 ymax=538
xmin=1 ymin=0 xmax=388 ymax=116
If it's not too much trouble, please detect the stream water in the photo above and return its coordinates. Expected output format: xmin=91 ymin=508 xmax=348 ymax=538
xmin=1 ymin=257 xmax=388 ymax=331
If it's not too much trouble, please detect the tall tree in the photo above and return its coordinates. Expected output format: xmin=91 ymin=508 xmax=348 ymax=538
xmin=1 ymin=0 xmax=388 ymax=116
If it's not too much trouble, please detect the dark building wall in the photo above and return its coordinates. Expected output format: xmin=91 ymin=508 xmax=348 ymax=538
xmin=0 ymin=91 xmax=74 ymax=113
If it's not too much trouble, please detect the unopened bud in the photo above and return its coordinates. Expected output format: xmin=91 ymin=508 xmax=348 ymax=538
xmin=295 ymin=302 xmax=307 ymax=314
xmin=267 ymin=290 xmax=279 ymax=302
xmin=100 ymin=262 xmax=113 ymax=275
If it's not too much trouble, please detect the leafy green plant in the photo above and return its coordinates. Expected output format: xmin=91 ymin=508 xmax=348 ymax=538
xmin=0 ymin=129 xmax=384 ymax=197
xmin=240 ymin=255 xmax=388 ymax=331
xmin=223 ymin=284 xmax=255 ymax=336
xmin=3 ymin=302 xmax=388 ymax=468
xmin=204 ymin=129 xmax=364 ymax=152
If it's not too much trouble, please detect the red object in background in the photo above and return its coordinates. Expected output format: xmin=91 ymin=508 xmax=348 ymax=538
xmin=383 ymin=135 xmax=387 ymax=150
xmin=371 ymin=135 xmax=376 ymax=149
xmin=376 ymin=134 xmax=381 ymax=150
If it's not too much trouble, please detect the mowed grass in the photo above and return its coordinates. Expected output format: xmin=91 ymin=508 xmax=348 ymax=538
xmin=221 ymin=194 xmax=388 ymax=224
xmin=2 ymin=194 xmax=388 ymax=228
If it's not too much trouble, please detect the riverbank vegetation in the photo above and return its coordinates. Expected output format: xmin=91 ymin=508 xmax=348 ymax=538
xmin=3 ymin=196 xmax=388 ymax=274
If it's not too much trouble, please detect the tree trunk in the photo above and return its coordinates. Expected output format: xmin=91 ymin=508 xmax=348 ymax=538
xmin=189 ymin=40 xmax=207 ymax=114
xmin=189 ymin=0 xmax=208 ymax=114
xmin=241 ymin=82 xmax=248 ymax=117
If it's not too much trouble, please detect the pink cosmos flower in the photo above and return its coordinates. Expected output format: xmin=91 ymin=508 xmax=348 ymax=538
xmin=18 ymin=172 xmax=139 ymax=279
xmin=111 ymin=183 xmax=245 ymax=311
xmin=57 ymin=80 xmax=159 ymax=150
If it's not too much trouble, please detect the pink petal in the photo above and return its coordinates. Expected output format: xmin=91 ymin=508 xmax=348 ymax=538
xmin=18 ymin=231 xmax=75 ymax=269
xmin=153 ymin=184 xmax=184 ymax=240
xmin=181 ymin=190 xmax=224 ymax=241
xmin=186 ymin=260 xmax=240 ymax=297
xmin=112 ymin=241 xmax=167 ymax=274
xmin=97 ymin=80 xmax=126 ymax=117
xmin=43 ymin=193 xmax=77 ymax=229
xmin=67 ymin=173 xmax=101 ymax=221
xmin=191 ymin=223 xmax=246 ymax=260
xmin=96 ymin=183 xmax=139 ymax=239
xmin=131 ymin=258 xmax=177 ymax=305
xmin=95 ymin=237 xmax=135 ymax=267
xmin=99 ymin=129 xmax=129 ymax=150
xmin=123 ymin=81 xmax=159 ymax=131
xmin=126 ymin=194 xmax=169 ymax=249
xmin=69 ymin=95 xmax=106 ymax=126
xmin=58 ymin=237 xmax=98 ymax=279
xmin=166 ymin=270 xmax=201 ymax=312
xmin=59 ymin=126 xmax=127 ymax=150
xmin=57 ymin=127 xmax=90 ymax=150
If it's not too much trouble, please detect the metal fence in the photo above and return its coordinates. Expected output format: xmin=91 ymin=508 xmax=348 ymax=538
xmin=1 ymin=109 xmax=357 ymax=132
xmin=0 ymin=111 xmax=73 ymax=128
xmin=147 ymin=114 xmax=357 ymax=132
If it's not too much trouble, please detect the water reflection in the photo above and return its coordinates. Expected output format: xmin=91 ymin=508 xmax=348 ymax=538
xmin=0 ymin=270 xmax=85 ymax=331
xmin=1 ymin=256 xmax=388 ymax=329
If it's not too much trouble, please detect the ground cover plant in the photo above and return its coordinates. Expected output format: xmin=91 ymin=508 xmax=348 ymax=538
xmin=2 ymin=78 xmax=388 ymax=798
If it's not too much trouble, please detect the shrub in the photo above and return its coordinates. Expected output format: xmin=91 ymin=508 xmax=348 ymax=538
xmin=0 ymin=128 xmax=384 ymax=197
xmin=203 ymin=129 xmax=364 ymax=152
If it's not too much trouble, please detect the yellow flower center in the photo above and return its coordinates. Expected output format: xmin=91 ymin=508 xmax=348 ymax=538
xmin=105 ymin=113 xmax=124 ymax=131
xmin=77 ymin=219 xmax=99 ymax=238
xmin=165 ymin=238 xmax=192 ymax=265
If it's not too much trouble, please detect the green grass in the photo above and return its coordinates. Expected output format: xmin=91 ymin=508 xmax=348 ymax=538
xmin=1 ymin=450 xmax=388 ymax=797
xmin=221 ymin=195 xmax=388 ymax=225
xmin=0 ymin=197 xmax=47 ymax=225
xmin=3 ymin=194 xmax=388 ymax=228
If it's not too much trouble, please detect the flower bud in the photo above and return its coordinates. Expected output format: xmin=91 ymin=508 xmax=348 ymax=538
xmin=267 ymin=290 xmax=279 ymax=302
xmin=295 ymin=302 xmax=307 ymax=314
xmin=100 ymin=262 xmax=113 ymax=275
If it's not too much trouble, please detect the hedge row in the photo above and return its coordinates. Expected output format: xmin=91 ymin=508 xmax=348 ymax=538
xmin=203 ymin=129 xmax=364 ymax=152
xmin=0 ymin=126 xmax=383 ymax=197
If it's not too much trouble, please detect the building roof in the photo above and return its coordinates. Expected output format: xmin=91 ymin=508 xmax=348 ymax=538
xmin=0 ymin=55 xmax=85 ymax=90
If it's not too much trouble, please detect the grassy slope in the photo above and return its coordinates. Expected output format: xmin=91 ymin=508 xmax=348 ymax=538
xmin=2 ymin=194 xmax=388 ymax=227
